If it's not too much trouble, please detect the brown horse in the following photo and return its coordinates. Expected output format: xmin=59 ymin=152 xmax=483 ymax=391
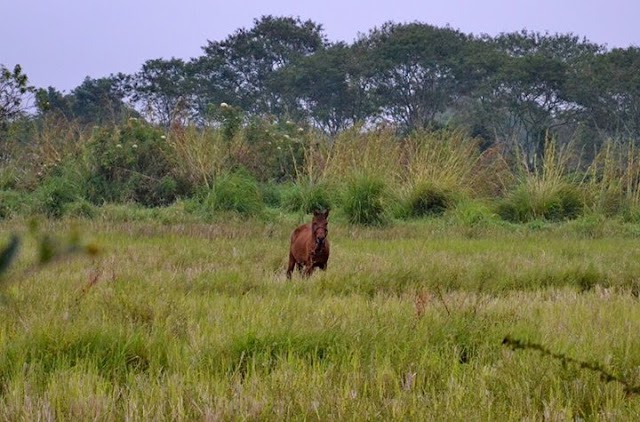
xmin=287 ymin=209 xmax=330 ymax=279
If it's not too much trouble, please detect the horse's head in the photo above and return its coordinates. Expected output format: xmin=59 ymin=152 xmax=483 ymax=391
xmin=311 ymin=209 xmax=330 ymax=248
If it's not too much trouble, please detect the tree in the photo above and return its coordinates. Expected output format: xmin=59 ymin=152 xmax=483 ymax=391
xmin=574 ymin=47 xmax=640 ymax=141
xmin=358 ymin=22 xmax=470 ymax=131
xmin=35 ymin=86 xmax=73 ymax=119
xmin=194 ymin=15 xmax=327 ymax=119
xmin=274 ymin=42 xmax=375 ymax=134
xmin=36 ymin=76 xmax=134 ymax=125
xmin=129 ymin=58 xmax=193 ymax=127
xmin=471 ymin=31 xmax=602 ymax=164
xmin=0 ymin=64 xmax=34 ymax=128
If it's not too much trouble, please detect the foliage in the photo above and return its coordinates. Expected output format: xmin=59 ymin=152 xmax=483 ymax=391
xmin=129 ymin=59 xmax=193 ymax=127
xmin=497 ymin=136 xmax=584 ymax=223
xmin=0 ymin=64 xmax=34 ymax=129
xmin=194 ymin=15 xmax=327 ymax=118
xmin=233 ymin=117 xmax=306 ymax=182
xmin=275 ymin=42 xmax=374 ymax=133
xmin=86 ymin=119 xmax=187 ymax=206
xmin=36 ymin=76 xmax=134 ymax=126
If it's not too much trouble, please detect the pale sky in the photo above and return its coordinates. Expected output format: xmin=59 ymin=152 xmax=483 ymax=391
xmin=2 ymin=0 xmax=638 ymax=92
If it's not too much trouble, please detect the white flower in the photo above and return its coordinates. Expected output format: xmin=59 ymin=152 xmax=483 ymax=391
xmin=297 ymin=127 xmax=304 ymax=133
xmin=132 ymin=144 xmax=138 ymax=149
xmin=286 ymin=120 xmax=293 ymax=125
xmin=220 ymin=102 xmax=229 ymax=108
xmin=160 ymin=135 xmax=166 ymax=140
xmin=116 ymin=144 xmax=123 ymax=148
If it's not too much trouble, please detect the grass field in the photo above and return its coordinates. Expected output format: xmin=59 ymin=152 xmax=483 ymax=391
xmin=2 ymin=210 xmax=640 ymax=420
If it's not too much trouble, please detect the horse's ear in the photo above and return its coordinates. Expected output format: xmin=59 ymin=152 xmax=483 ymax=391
xmin=324 ymin=209 xmax=330 ymax=218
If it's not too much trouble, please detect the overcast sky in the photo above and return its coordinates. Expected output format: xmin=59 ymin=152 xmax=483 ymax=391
xmin=2 ymin=0 xmax=638 ymax=92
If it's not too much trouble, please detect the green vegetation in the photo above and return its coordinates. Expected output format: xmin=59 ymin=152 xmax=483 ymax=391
xmin=1 ymin=215 xmax=640 ymax=419
xmin=1 ymin=16 xmax=640 ymax=418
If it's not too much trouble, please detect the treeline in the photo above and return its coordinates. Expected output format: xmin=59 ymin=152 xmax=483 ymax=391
xmin=3 ymin=16 xmax=639 ymax=162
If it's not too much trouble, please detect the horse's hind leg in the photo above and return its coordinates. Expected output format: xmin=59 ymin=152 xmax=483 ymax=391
xmin=286 ymin=252 xmax=296 ymax=279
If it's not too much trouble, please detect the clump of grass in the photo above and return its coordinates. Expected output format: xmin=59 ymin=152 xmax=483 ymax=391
xmin=324 ymin=126 xmax=401 ymax=185
xmin=0 ymin=327 xmax=168 ymax=385
xmin=403 ymin=182 xmax=457 ymax=218
xmin=341 ymin=174 xmax=390 ymax=226
xmin=449 ymin=200 xmax=498 ymax=229
xmin=497 ymin=182 xmax=583 ymax=223
xmin=281 ymin=182 xmax=333 ymax=214
xmin=224 ymin=330 xmax=345 ymax=377
xmin=202 ymin=170 xmax=264 ymax=217
xmin=0 ymin=190 xmax=28 ymax=219
xmin=31 ymin=176 xmax=84 ymax=219
xmin=167 ymin=126 xmax=231 ymax=191
xmin=403 ymin=129 xmax=481 ymax=196
xmin=584 ymin=140 xmax=640 ymax=217
xmin=497 ymin=137 xmax=583 ymax=223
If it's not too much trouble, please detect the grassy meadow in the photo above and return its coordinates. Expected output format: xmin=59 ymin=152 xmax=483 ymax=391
xmin=2 ymin=209 xmax=640 ymax=420
xmin=3 ymin=119 xmax=640 ymax=419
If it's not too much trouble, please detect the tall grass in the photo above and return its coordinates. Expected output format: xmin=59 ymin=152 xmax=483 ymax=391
xmin=585 ymin=139 xmax=640 ymax=218
xmin=1 ymin=216 xmax=640 ymax=419
xmin=4 ymin=118 xmax=640 ymax=225
xmin=497 ymin=136 xmax=584 ymax=222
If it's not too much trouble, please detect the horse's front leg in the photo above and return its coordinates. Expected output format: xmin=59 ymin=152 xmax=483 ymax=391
xmin=303 ymin=263 xmax=315 ymax=278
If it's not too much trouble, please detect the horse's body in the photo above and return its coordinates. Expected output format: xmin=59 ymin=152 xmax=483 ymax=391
xmin=287 ymin=210 xmax=330 ymax=279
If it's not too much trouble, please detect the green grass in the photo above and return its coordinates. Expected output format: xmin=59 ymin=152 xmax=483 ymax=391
xmin=1 ymin=213 xmax=640 ymax=420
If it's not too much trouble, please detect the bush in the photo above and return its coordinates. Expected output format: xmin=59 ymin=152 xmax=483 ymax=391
xmin=233 ymin=117 xmax=305 ymax=182
xmin=281 ymin=182 xmax=333 ymax=214
xmin=203 ymin=171 xmax=264 ymax=217
xmin=86 ymin=120 xmax=189 ymax=207
xmin=31 ymin=177 xmax=84 ymax=219
xmin=342 ymin=175 xmax=389 ymax=226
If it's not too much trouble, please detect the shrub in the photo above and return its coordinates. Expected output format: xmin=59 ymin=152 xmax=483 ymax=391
xmin=232 ymin=117 xmax=305 ymax=182
xmin=203 ymin=171 xmax=264 ymax=217
xmin=31 ymin=177 xmax=84 ymax=219
xmin=86 ymin=120 xmax=188 ymax=207
xmin=342 ymin=174 xmax=389 ymax=226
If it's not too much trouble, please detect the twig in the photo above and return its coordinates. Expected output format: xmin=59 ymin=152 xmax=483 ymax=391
xmin=502 ymin=335 xmax=640 ymax=396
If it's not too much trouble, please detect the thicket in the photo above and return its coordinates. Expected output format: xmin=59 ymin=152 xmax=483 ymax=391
xmin=2 ymin=117 xmax=640 ymax=226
